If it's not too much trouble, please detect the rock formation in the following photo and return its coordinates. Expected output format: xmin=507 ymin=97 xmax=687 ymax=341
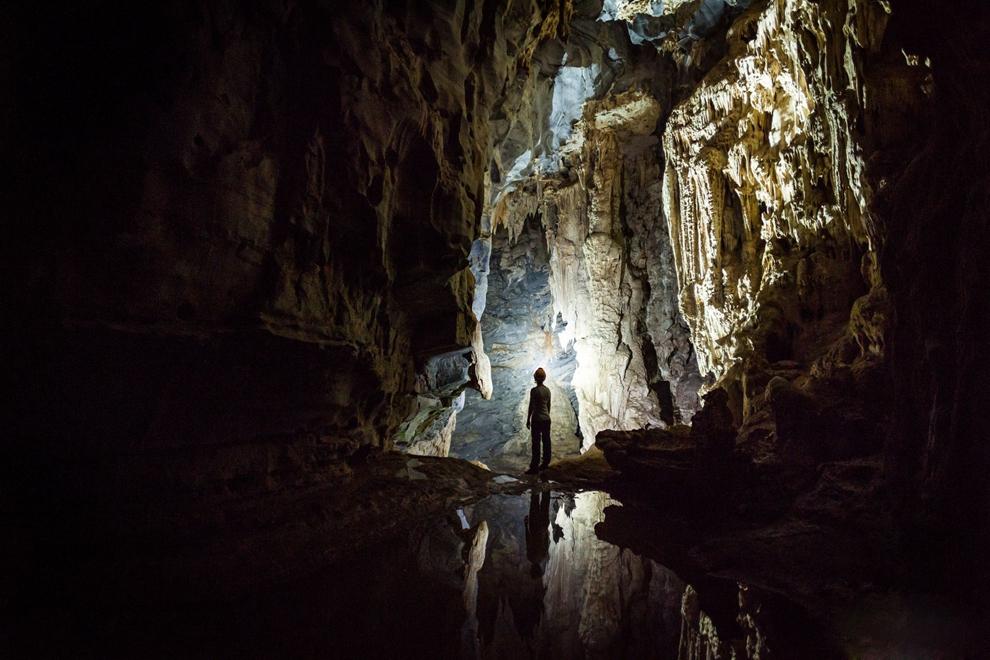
xmin=539 ymin=88 xmax=705 ymax=442
xmin=476 ymin=21 xmax=705 ymax=447
xmin=661 ymin=0 xmax=891 ymax=415
xmin=7 ymin=0 xmax=570 ymax=500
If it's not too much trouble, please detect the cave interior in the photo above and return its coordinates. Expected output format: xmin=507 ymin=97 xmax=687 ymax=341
xmin=5 ymin=0 xmax=990 ymax=657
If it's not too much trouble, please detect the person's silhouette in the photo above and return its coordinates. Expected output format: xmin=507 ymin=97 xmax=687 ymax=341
xmin=525 ymin=488 xmax=551 ymax=578
xmin=525 ymin=368 xmax=552 ymax=474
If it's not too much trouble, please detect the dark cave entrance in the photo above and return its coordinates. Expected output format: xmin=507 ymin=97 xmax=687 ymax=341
xmin=450 ymin=214 xmax=582 ymax=472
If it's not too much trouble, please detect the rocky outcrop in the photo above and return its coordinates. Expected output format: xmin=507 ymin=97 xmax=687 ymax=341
xmin=661 ymin=0 xmax=893 ymax=411
xmin=393 ymin=393 xmax=463 ymax=457
xmin=498 ymin=86 xmax=704 ymax=447
xmin=677 ymin=585 xmax=732 ymax=660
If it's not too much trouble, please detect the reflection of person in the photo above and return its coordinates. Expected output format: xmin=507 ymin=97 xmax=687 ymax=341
xmin=525 ymin=367 xmax=552 ymax=474
xmin=525 ymin=488 xmax=551 ymax=578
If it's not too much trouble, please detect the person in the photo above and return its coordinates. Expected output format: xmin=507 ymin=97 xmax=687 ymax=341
xmin=525 ymin=367 xmax=552 ymax=474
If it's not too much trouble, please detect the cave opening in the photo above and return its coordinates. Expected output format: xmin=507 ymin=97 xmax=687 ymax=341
xmin=450 ymin=213 xmax=583 ymax=472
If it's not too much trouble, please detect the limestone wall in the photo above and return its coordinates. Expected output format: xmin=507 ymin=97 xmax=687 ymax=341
xmin=661 ymin=0 xmax=892 ymax=398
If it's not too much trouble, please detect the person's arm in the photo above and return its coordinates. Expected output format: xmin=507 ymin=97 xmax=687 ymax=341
xmin=526 ymin=389 xmax=534 ymax=429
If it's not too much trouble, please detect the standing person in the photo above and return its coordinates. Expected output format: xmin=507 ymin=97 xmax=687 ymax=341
xmin=525 ymin=368 xmax=552 ymax=474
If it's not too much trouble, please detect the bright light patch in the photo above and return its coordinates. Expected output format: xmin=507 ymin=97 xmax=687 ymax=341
xmin=505 ymin=149 xmax=533 ymax=185
xmin=541 ymin=56 xmax=600 ymax=171
xmin=557 ymin=325 xmax=575 ymax=351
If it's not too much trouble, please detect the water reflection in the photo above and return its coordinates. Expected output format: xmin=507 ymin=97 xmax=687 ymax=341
xmin=289 ymin=486 xmax=824 ymax=659
xmin=462 ymin=489 xmax=684 ymax=659
xmin=12 ymin=480 xmax=839 ymax=658
xmin=124 ymin=487 xmax=779 ymax=658
xmin=525 ymin=489 xmax=551 ymax=578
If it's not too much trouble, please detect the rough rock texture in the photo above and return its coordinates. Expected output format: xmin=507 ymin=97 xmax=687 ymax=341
xmin=549 ymin=89 xmax=704 ymax=442
xmin=662 ymin=0 xmax=892 ymax=406
xmin=393 ymin=392 xmax=463 ymax=458
xmin=451 ymin=0 xmax=706 ymax=458
xmin=494 ymin=86 xmax=704 ymax=448
xmin=677 ymin=585 xmax=732 ymax=660
xmin=7 ymin=0 xmax=990 ymax=654
xmin=7 ymin=0 xmax=567 ymax=508
xmin=640 ymin=3 xmax=990 ymax=608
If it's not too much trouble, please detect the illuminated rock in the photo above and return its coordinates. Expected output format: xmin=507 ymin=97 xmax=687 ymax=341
xmin=662 ymin=0 xmax=892 ymax=398
xmin=451 ymin=217 xmax=582 ymax=471
xmin=539 ymin=90 xmax=703 ymax=444
xmin=541 ymin=491 xmax=685 ymax=657
xmin=393 ymin=395 xmax=460 ymax=458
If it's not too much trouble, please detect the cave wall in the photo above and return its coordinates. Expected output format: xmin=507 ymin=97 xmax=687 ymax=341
xmin=479 ymin=14 xmax=706 ymax=447
xmin=6 ymin=0 xmax=570 ymax=504
xmin=470 ymin=0 xmax=989 ymax=594
xmin=6 ymin=0 xmax=988 ymax=599
xmin=875 ymin=0 xmax=990 ymax=590
xmin=652 ymin=0 xmax=990 ymax=567
xmin=451 ymin=217 xmax=583 ymax=470
xmin=604 ymin=0 xmax=990 ymax=597
xmin=661 ymin=0 xmax=892 ymax=409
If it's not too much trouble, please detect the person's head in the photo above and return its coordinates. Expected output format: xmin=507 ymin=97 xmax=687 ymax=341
xmin=534 ymin=367 xmax=546 ymax=384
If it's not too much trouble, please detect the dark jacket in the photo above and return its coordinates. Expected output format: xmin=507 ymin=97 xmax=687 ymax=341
xmin=528 ymin=384 xmax=551 ymax=422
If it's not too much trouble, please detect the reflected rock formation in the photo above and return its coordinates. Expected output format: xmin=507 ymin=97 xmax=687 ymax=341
xmin=394 ymin=487 xmax=786 ymax=659
xmin=462 ymin=490 xmax=685 ymax=659
xmin=540 ymin=491 xmax=685 ymax=659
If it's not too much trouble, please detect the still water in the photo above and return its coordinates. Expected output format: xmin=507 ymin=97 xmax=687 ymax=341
xmin=138 ymin=489 xmax=773 ymax=659
xmin=459 ymin=489 xmax=685 ymax=659
xmin=265 ymin=489 xmax=693 ymax=659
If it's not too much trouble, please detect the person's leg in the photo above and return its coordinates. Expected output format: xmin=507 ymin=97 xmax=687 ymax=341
xmin=542 ymin=422 xmax=552 ymax=466
xmin=538 ymin=420 xmax=551 ymax=467
xmin=530 ymin=424 xmax=541 ymax=471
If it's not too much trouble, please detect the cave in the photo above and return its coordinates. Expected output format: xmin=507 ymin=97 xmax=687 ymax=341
xmin=6 ymin=0 xmax=990 ymax=657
